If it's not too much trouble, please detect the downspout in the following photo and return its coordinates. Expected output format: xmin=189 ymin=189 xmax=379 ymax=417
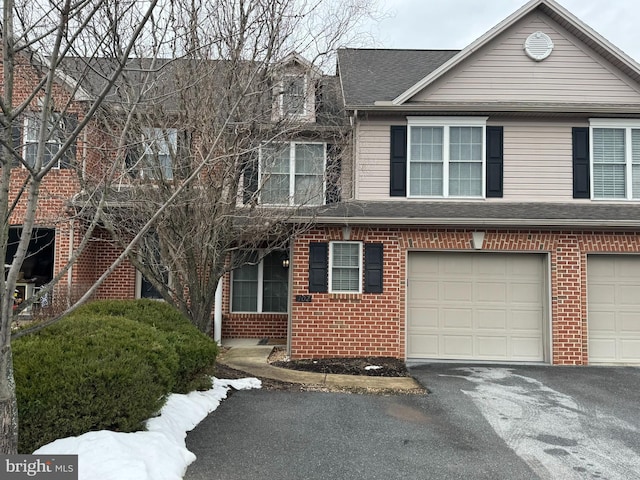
xmin=213 ymin=277 xmax=222 ymax=345
xmin=351 ymin=110 xmax=358 ymax=199
xmin=286 ymin=241 xmax=293 ymax=357
xmin=67 ymin=219 xmax=74 ymax=307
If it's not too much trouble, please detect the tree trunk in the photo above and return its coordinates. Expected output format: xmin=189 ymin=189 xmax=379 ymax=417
xmin=0 ymin=345 xmax=18 ymax=454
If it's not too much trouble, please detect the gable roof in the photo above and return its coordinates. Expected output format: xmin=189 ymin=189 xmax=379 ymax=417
xmin=392 ymin=0 xmax=640 ymax=105
xmin=336 ymin=49 xmax=458 ymax=108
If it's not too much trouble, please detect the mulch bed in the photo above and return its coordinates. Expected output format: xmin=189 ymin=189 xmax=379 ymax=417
xmin=270 ymin=356 xmax=411 ymax=377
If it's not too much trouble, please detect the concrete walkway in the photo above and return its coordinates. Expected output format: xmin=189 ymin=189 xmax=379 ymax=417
xmin=217 ymin=342 xmax=424 ymax=393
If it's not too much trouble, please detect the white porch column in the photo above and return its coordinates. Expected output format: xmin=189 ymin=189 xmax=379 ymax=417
xmin=213 ymin=277 xmax=223 ymax=345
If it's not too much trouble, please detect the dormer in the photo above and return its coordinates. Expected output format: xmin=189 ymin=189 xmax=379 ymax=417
xmin=273 ymin=53 xmax=322 ymax=123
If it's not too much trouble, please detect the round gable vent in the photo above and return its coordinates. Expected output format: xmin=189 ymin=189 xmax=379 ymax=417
xmin=524 ymin=31 xmax=554 ymax=61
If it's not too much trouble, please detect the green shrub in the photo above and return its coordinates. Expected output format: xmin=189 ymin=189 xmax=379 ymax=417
xmin=14 ymin=314 xmax=179 ymax=453
xmin=68 ymin=300 xmax=219 ymax=393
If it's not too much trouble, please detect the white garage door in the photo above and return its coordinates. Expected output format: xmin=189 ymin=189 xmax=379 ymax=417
xmin=587 ymin=255 xmax=640 ymax=364
xmin=407 ymin=252 xmax=546 ymax=362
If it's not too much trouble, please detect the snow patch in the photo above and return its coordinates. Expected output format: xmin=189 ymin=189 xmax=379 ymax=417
xmin=34 ymin=377 xmax=261 ymax=480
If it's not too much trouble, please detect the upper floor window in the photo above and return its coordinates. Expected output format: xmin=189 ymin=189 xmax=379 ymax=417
xmin=281 ymin=75 xmax=306 ymax=116
xmin=23 ymin=113 xmax=76 ymax=169
xmin=231 ymin=250 xmax=288 ymax=313
xmin=135 ymin=128 xmax=176 ymax=180
xmin=590 ymin=120 xmax=640 ymax=199
xmin=260 ymin=142 xmax=325 ymax=206
xmin=407 ymin=117 xmax=487 ymax=198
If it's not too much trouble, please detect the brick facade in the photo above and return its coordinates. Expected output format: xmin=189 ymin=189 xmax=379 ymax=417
xmin=288 ymin=227 xmax=640 ymax=364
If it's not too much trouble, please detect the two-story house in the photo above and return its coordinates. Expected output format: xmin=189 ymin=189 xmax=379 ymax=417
xmin=283 ymin=0 xmax=640 ymax=365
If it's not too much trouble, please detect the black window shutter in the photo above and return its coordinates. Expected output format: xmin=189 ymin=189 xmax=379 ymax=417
xmin=364 ymin=243 xmax=383 ymax=294
xmin=308 ymin=242 xmax=328 ymax=293
xmin=60 ymin=114 xmax=78 ymax=168
xmin=486 ymin=126 xmax=503 ymax=198
xmin=325 ymin=143 xmax=341 ymax=204
xmin=243 ymin=151 xmax=259 ymax=204
xmin=572 ymin=127 xmax=590 ymax=199
xmin=11 ymin=122 xmax=21 ymax=168
xmin=390 ymin=126 xmax=407 ymax=197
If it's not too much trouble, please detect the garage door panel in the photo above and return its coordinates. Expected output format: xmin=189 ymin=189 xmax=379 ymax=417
xmin=620 ymin=314 xmax=640 ymax=333
xmin=408 ymin=308 xmax=438 ymax=329
xmin=476 ymin=310 xmax=507 ymax=329
xmin=511 ymin=282 xmax=542 ymax=303
xmin=408 ymin=280 xmax=439 ymax=301
xmin=408 ymin=335 xmax=438 ymax=357
xmin=476 ymin=282 xmax=507 ymax=302
xmin=621 ymin=340 xmax=640 ymax=360
xmin=588 ymin=255 xmax=640 ymax=364
xmin=442 ymin=281 xmax=473 ymax=302
xmin=617 ymin=286 xmax=640 ymax=306
xmin=442 ymin=309 xmax=473 ymax=329
xmin=511 ymin=337 xmax=543 ymax=359
xmin=442 ymin=335 xmax=473 ymax=357
xmin=510 ymin=309 xmax=543 ymax=331
xmin=477 ymin=336 xmax=507 ymax=357
xmin=408 ymin=252 xmax=546 ymax=362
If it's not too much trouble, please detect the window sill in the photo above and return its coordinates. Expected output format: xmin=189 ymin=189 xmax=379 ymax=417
xmin=329 ymin=293 xmax=362 ymax=301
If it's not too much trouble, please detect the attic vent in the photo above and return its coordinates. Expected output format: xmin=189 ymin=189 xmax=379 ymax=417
xmin=524 ymin=31 xmax=554 ymax=61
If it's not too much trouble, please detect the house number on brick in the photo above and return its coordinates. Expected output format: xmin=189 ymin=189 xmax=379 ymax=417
xmin=295 ymin=295 xmax=312 ymax=302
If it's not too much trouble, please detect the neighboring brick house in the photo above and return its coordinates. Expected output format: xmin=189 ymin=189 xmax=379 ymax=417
xmin=285 ymin=0 xmax=640 ymax=365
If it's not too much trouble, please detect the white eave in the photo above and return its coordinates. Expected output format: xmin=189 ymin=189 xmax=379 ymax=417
xmin=390 ymin=0 xmax=640 ymax=106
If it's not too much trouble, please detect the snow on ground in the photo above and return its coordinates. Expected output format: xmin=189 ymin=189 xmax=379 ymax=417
xmin=34 ymin=377 xmax=261 ymax=480
xmin=452 ymin=367 xmax=640 ymax=480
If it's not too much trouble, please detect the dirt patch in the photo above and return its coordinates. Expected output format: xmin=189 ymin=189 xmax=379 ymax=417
xmin=269 ymin=349 xmax=411 ymax=377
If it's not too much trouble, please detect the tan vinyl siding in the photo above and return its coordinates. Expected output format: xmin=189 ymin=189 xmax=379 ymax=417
xmin=412 ymin=13 xmax=640 ymax=105
xmin=355 ymin=117 xmax=583 ymax=202
xmin=356 ymin=120 xmax=403 ymax=200
xmin=501 ymin=119 xmax=581 ymax=201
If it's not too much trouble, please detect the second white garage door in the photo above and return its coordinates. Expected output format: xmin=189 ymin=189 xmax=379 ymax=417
xmin=407 ymin=252 xmax=547 ymax=362
xmin=587 ymin=255 xmax=640 ymax=364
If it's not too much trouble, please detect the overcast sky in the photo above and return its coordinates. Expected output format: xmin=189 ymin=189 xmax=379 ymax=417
xmin=367 ymin=0 xmax=640 ymax=63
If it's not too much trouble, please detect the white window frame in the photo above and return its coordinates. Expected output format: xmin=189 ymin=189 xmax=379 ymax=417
xmin=406 ymin=116 xmax=488 ymax=198
xmin=23 ymin=114 xmax=66 ymax=169
xmin=259 ymin=141 xmax=327 ymax=206
xmin=328 ymin=241 xmax=363 ymax=294
xmin=230 ymin=251 xmax=289 ymax=314
xmin=139 ymin=127 xmax=177 ymax=180
xmin=589 ymin=119 xmax=640 ymax=200
xmin=136 ymin=269 xmax=166 ymax=300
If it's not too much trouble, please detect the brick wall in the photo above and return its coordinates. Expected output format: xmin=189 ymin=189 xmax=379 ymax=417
xmin=289 ymin=227 xmax=640 ymax=364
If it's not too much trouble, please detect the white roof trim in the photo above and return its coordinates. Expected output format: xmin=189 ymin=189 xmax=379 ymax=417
xmin=391 ymin=0 xmax=640 ymax=106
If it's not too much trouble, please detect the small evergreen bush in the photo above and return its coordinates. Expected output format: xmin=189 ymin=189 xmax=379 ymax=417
xmin=14 ymin=314 xmax=179 ymax=453
xmin=68 ymin=299 xmax=219 ymax=392
xmin=14 ymin=299 xmax=219 ymax=453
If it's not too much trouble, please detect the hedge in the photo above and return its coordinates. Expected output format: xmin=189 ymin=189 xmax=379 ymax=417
xmin=67 ymin=300 xmax=219 ymax=393
xmin=14 ymin=299 xmax=219 ymax=453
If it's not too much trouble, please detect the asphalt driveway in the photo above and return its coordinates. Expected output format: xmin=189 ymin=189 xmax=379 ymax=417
xmin=184 ymin=365 xmax=640 ymax=480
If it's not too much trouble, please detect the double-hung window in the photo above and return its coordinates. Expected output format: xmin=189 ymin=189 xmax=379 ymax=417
xmin=407 ymin=117 xmax=487 ymax=198
xmin=280 ymin=75 xmax=307 ymax=116
xmin=24 ymin=114 xmax=74 ymax=169
xmin=140 ymin=128 xmax=176 ymax=180
xmin=231 ymin=251 xmax=288 ymax=313
xmin=590 ymin=120 xmax=640 ymax=199
xmin=260 ymin=142 xmax=326 ymax=206
xmin=329 ymin=242 xmax=362 ymax=294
